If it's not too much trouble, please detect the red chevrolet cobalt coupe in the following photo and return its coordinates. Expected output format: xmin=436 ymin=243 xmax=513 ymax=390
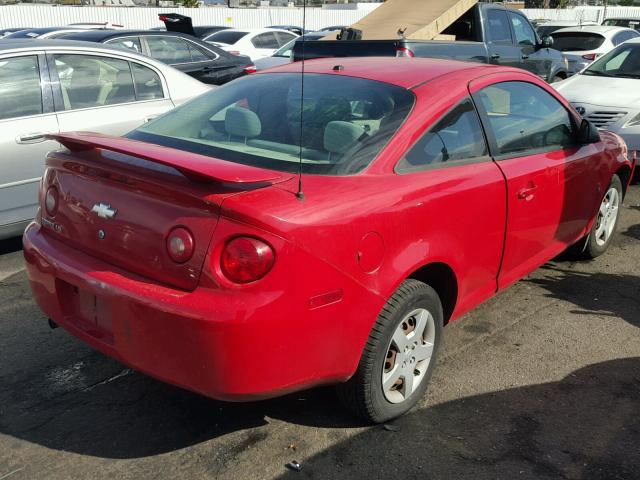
xmin=24 ymin=58 xmax=633 ymax=423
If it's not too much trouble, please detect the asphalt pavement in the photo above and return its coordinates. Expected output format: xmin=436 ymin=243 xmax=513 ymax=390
xmin=1 ymin=186 xmax=639 ymax=480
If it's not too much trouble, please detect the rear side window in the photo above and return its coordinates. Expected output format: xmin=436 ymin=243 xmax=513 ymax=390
xmin=54 ymin=54 xmax=136 ymax=110
xmin=509 ymin=13 xmax=536 ymax=46
xmin=131 ymin=63 xmax=164 ymax=101
xmin=487 ymin=9 xmax=512 ymax=43
xmin=275 ymin=31 xmax=296 ymax=46
xmin=206 ymin=30 xmax=248 ymax=45
xmin=145 ymin=36 xmax=192 ymax=64
xmin=252 ymin=32 xmax=280 ymax=49
xmin=476 ymin=81 xmax=576 ymax=156
xmin=551 ymin=33 xmax=605 ymax=51
xmin=187 ymin=43 xmax=212 ymax=61
xmin=107 ymin=37 xmax=143 ymax=54
xmin=396 ymin=98 xmax=487 ymax=173
xmin=0 ymin=55 xmax=43 ymax=120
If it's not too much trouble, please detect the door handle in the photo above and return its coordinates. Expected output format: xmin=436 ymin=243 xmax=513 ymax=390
xmin=521 ymin=54 xmax=529 ymax=60
xmin=517 ymin=184 xmax=538 ymax=201
xmin=490 ymin=53 xmax=501 ymax=60
xmin=16 ymin=132 xmax=49 ymax=144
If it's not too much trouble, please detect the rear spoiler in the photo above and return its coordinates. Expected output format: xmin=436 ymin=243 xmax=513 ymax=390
xmin=159 ymin=13 xmax=195 ymax=36
xmin=48 ymin=132 xmax=286 ymax=185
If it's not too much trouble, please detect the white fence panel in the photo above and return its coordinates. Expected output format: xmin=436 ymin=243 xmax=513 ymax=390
xmin=522 ymin=6 xmax=640 ymax=24
xmin=0 ymin=5 xmax=375 ymax=30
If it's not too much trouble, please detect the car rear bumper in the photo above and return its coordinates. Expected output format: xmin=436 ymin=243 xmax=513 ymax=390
xmin=23 ymin=222 xmax=376 ymax=401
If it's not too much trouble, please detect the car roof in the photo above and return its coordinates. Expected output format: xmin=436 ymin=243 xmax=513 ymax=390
xmin=264 ymin=57 xmax=500 ymax=90
xmin=59 ymin=29 xmax=199 ymax=41
xmin=552 ymin=25 xmax=637 ymax=35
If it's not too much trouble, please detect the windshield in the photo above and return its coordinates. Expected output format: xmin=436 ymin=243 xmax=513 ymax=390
xmin=273 ymin=38 xmax=296 ymax=58
xmin=603 ymin=19 xmax=640 ymax=30
xmin=583 ymin=43 xmax=640 ymax=78
xmin=205 ymin=30 xmax=248 ymax=45
xmin=551 ymin=32 xmax=605 ymax=51
xmin=129 ymin=73 xmax=415 ymax=176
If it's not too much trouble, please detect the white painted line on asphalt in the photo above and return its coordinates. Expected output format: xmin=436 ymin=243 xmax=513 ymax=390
xmin=0 ymin=467 xmax=25 ymax=480
xmin=0 ymin=266 xmax=25 ymax=283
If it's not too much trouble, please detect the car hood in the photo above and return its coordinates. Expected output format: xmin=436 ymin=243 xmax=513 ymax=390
xmin=555 ymin=74 xmax=640 ymax=108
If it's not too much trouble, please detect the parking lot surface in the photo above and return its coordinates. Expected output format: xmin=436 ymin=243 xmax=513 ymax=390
xmin=1 ymin=186 xmax=639 ymax=480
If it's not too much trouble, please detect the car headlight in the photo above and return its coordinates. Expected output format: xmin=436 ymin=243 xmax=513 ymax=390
xmin=624 ymin=112 xmax=640 ymax=128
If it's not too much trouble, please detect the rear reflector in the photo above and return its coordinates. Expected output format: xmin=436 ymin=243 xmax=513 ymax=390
xmin=244 ymin=63 xmax=257 ymax=74
xmin=221 ymin=237 xmax=274 ymax=284
xmin=45 ymin=186 xmax=59 ymax=216
xmin=166 ymin=227 xmax=195 ymax=263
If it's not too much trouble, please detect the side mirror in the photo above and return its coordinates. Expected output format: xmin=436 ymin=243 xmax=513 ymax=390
xmin=541 ymin=35 xmax=554 ymax=48
xmin=578 ymin=119 xmax=600 ymax=144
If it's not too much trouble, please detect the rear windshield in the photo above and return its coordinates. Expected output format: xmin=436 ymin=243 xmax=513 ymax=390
xmin=205 ymin=30 xmax=248 ymax=45
xmin=551 ymin=32 xmax=605 ymax=51
xmin=129 ymin=73 xmax=415 ymax=176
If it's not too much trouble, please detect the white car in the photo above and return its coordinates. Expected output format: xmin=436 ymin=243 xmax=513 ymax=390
xmin=551 ymin=25 xmax=640 ymax=75
xmin=0 ymin=39 xmax=210 ymax=240
xmin=554 ymin=38 xmax=640 ymax=161
xmin=204 ymin=28 xmax=298 ymax=61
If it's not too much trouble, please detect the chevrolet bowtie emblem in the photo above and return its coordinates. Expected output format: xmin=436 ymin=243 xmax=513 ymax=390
xmin=91 ymin=203 xmax=117 ymax=219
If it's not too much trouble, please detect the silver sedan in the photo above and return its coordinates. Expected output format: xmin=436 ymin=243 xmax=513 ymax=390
xmin=0 ymin=39 xmax=211 ymax=240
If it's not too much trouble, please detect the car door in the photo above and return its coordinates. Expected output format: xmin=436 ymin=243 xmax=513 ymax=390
xmin=49 ymin=52 xmax=174 ymax=136
xmin=0 ymin=52 xmax=59 ymax=236
xmin=394 ymin=96 xmax=507 ymax=312
xmin=250 ymin=32 xmax=282 ymax=60
xmin=508 ymin=11 xmax=550 ymax=79
xmin=470 ymin=75 xmax=601 ymax=290
xmin=485 ymin=8 xmax=520 ymax=68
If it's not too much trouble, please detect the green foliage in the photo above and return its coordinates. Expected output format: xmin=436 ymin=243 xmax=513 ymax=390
xmin=181 ymin=0 xmax=200 ymax=7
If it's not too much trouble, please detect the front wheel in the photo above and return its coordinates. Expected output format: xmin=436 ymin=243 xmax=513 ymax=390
xmin=573 ymin=174 xmax=623 ymax=259
xmin=337 ymin=279 xmax=443 ymax=423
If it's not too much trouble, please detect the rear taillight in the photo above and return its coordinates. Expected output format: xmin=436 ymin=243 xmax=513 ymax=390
xmin=244 ymin=63 xmax=257 ymax=74
xmin=582 ymin=53 xmax=597 ymax=61
xmin=166 ymin=227 xmax=195 ymax=263
xmin=45 ymin=186 xmax=58 ymax=216
xmin=229 ymin=50 xmax=241 ymax=56
xmin=221 ymin=236 xmax=275 ymax=284
xmin=396 ymin=47 xmax=414 ymax=58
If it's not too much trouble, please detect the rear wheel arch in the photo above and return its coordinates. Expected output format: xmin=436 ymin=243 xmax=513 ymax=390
xmin=407 ymin=262 xmax=458 ymax=325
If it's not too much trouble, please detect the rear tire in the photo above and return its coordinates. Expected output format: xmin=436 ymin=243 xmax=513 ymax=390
xmin=337 ymin=279 xmax=443 ymax=424
xmin=571 ymin=174 xmax=622 ymax=259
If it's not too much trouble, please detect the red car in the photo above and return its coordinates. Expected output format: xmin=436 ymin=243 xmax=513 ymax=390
xmin=24 ymin=58 xmax=634 ymax=423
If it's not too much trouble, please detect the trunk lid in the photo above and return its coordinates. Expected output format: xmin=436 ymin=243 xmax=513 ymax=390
xmin=42 ymin=133 xmax=290 ymax=291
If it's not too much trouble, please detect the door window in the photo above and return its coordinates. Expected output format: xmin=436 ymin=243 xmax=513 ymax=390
xmin=0 ymin=55 xmax=43 ymax=120
xmin=131 ymin=63 xmax=164 ymax=101
xmin=54 ymin=54 xmax=136 ymax=110
xmin=487 ymin=9 xmax=513 ymax=43
xmin=476 ymin=81 xmax=576 ymax=156
xmin=509 ymin=13 xmax=536 ymax=46
xmin=145 ymin=36 xmax=192 ymax=64
xmin=107 ymin=37 xmax=143 ymax=54
xmin=252 ymin=32 xmax=280 ymax=49
xmin=396 ymin=98 xmax=488 ymax=172
xmin=275 ymin=31 xmax=296 ymax=46
xmin=187 ymin=43 xmax=212 ymax=62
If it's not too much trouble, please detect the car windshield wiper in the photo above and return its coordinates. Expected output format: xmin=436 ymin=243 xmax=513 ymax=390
xmin=582 ymin=70 xmax=614 ymax=77
xmin=613 ymin=73 xmax=640 ymax=79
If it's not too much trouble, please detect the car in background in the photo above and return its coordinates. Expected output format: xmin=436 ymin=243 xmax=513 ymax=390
xmin=0 ymin=39 xmax=209 ymax=240
xmin=266 ymin=25 xmax=308 ymax=36
xmin=318 ymin=25 xmax=346 ymax=32
xmin=551 ymin=25 xmax=640 ymax=74
xmin=60 ymin=30 xmax=254 ymax=85
xmin=0 ymin=28 xmax=28 ymax=39
xmin=157 ymin=13 xmax=230 ymax=41
xmin=535 ymin=20 xmax=599 ymax=38
xmin=204 ymin=28 xmax=298 ymax=60
xmin=68 ymin=22 xmax=125 ymax=30
xmin=555 ymin=38 xmax=640 ymax=172
xmin=24 ymin=58 xmax=632 ymax=424
xmin=2 ymin=27 xmax=102 ymax=40
xmin=254 ymin=31 xmax=336 ymax=70
xmin=602 ymin=17 xmax=640 ymax=31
